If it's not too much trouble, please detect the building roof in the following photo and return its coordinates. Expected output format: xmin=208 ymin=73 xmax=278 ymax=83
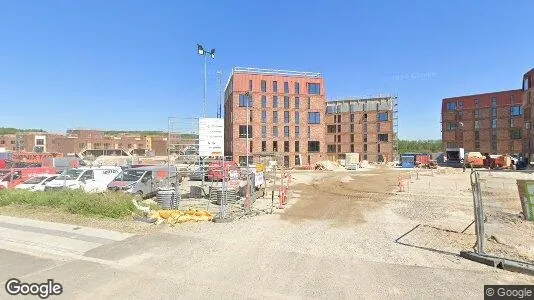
xmin=231 ymin=67 xmax=321 ymax=78
xmin=442 ymin=89 xmax=523 ymax=101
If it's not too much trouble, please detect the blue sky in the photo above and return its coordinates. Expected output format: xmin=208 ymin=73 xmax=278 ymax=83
xmin=0 ymin=0 xmax=532 ymax=139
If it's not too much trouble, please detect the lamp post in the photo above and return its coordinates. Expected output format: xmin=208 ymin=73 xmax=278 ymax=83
xmin=197 ymin=44 xmax=215 ymax=118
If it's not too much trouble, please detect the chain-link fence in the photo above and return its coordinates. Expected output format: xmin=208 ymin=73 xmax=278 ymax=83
xmin=470 ymin=169 xmax=534 ymax=263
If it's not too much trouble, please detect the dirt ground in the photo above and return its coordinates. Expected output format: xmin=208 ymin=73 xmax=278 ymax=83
xmin=281 ymin=167 xmax=401 ymax=226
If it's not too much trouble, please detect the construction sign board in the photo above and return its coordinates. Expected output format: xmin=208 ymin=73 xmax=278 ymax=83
xmin=198 ymin=118 xmax=224 ymax=157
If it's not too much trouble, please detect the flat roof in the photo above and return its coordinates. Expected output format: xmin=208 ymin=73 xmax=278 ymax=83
xmin=231 ymin=67 xmax=321 ymax=78
xmin=442 ymin=89 xmax=522 ymax=101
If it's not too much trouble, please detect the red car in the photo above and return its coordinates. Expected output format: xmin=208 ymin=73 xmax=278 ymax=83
xmin=0 ymin=167 xmax=57 ymax=189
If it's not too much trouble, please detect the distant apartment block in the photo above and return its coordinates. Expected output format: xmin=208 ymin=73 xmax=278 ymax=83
xmin=0 ymin=130 xmax=170 ymax=157
xmin=441 ymin=68 xmax=534 ymax=156
xmin=325 ymin=96 xmax=397 ymax=162
xmin=224 ymin=67 xmax=327 ymax=167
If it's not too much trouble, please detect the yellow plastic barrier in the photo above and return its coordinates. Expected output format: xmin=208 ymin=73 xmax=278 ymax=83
xmin=149 ymin=209 xmax=213 ymax=224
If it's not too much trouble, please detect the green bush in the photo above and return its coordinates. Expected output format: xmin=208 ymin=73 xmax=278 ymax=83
xmin=0 ymin=190 xmax=136 ymax=219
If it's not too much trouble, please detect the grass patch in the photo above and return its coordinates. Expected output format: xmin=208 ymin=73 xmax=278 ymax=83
xmin=0 ymin=190 xmax=136 ymax=219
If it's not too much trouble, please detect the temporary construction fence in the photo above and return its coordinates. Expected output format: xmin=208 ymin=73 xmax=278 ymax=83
xmin=464 ymin=169 xmax=534 ymax=273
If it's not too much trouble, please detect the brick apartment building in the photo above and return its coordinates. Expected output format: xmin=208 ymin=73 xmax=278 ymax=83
xmin=325 ymin=96 xmax=397 ymax=162
xmin=441 ymin=68 xmax=534 ymax=156
xmin=0 ymin=130 xmax=170 ymax=157
xmin=224 ymin=67 xmax=327 ymax=167
xmin=522 ymin=68 xmax=534 ymax=158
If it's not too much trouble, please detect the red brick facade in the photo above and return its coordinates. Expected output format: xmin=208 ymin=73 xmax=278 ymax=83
xmin=325 ymin=97 xmax=396 ymax=162
xmin=441 ymin=89 xmax=524 ymax=154
xmin=224 ymin=68 xmax=327 ymax=167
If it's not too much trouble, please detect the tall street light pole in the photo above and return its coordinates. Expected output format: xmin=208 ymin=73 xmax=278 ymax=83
xmin=197 ymin=44 xmax=215 ymax=118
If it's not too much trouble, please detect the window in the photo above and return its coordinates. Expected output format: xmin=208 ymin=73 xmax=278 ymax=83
xmin=378 ymin=134 xmax=388 ymax=142
xmin=262 ymin=125 xmax=267 ymax=138
xmin=295 ymin=111 xmax=300 ymax=123
xmin=283 ymin=111 xmax=289 ymax=123
xmin=337 ymin=135 xmax=341 ymax=143
xmin=307 ymin=97 xmax=311 ymax=109
xmin=364 ymin=144 xmax=367 ymax=152
xmin=239 ymin=94 xmax=251 ymax=107
xmin=511 ymin=105 xmax=522 ymax=116
xmin=350 ymin=124 xmax=354 ymax=133
xmin=284 ymin=126 xmax=290 ymax=138
xmin=261 ymin=141 xmax=266 ymax=152
xmin=295 ymin=97 xmax=300 ymax=109
xmin=308 ymin=141 xmax=320 ymax=152
xmin=447 ymin=123 xmax=457 ymax=130
xmin=295 ymin=141 xmax=299 ymax=152
xmin=261 ymin=111 xmax=267 ymax=123
xmin=250 ymin=141 xmax=253 ymax=153
xmin=350 ymin=114 xmax=354 ymax=123
xmin=474 ymin=120 xmax=480 ymax=129
xmin=239 ymin=125 xmax=252 ymax=138
xmin=337 ymin=115 xmax=341 ymax=123
xmin=492 ymin=119 xmax=497 ymax=129
xmin=511 ymin=129 xmax=522 ymax=140
xmin=273 ymin=111 xmax=278 ymax=123
xmin=81 ymin=170 xmax=94 ymax=180
xmin=295 ymin=155 xmax=300 ymax=166
xmin=295 ymin=126 xmax=300 ymax=137
xmin=491 ymin=97 xmax=497 ymax=107
xmin=350 ymin=134 xmax=354 ymax=143
xmin=273 ymin=81 xmax=278 ymax=93
xmin=273 ymin=141 xmax=278 ymax=152
xmin=284 ymin=156 xmax=289 ymax=167
xmin=377 ymin=112 xmax=388 ymax=122
xmin=526 ymin=122 xmax=532 ymax=130
xmin=458 ymin=101 xmax=463 ymax=108
xmin=475 ymin=131 xmax=480 ymax=140
xmin=261 ymin=96 xmax=266 ymax=108
xmin=248 ymin=80 xmax=252 ymax=91
xmin=308 ymin=112 xmax=321 ymax=124
xmin=350 ymin=144 xmax=354 ymax=152
xmin=284 ymin=141 xmax=290 ymax=152
xmin=474 ymin=98 xmax=479 ymax=106
xmin=364 ymin=113 xmax=368 ymax=121
xmin=474 ymin=109 xmax=480 ymax=118
xmin=307 ymin=83 xmax=321 ymax=95
xmin=447 ymin=102 xmax=457 ymax=110
xmin=295 ymin=82 xmax=300 ymax=94
xmin=36 ymin=139 xmax=44 ymax=146
xmin=337 ymin=145 xmax=341 ymax=153
xmin=491 ymin=107 xmax=497 ymax=117
xmin=337 ymin=125 xmax=341 ymax=133
xmin=284 ymin=82 xmax=289 ymax=93
xmin=284 ymin=96 xmax=290 ymax=109
xmin=327 ymin=125 xmax=336 ymax=133
xmin=273 ymin=96 xmax=278 ymax=108
xmin=261 ymin=80 xmax=266 ymax=92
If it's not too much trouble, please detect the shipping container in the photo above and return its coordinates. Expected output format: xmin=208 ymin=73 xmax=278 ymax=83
xmin=415 ymin=154 xmax=431 ymax=166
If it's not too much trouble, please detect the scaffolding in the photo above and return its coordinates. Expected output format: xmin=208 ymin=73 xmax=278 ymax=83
xmin=393 ymin=95 xmax=399 ymax=161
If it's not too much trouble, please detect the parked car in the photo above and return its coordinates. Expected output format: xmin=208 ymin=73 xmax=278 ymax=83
xmin=0 ymin=167 xmax=57 ymax=189
xmin=189 ymin=166 xmax=208 ymax=181
xmin=15 ymin=174 xmax=58 ymax=191
xmin=107 ymin=165 xmax=180 ymax=197
xmin=45 ymin=166 xmax=121 ymax=193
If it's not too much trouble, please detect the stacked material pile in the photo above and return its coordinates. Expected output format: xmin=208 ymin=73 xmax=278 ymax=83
xmin=148 ymin=209 xmax=214 ymax=225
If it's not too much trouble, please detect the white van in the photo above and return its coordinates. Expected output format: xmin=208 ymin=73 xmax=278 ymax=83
xmin=45 ymin=166 xmax=121 ymax=193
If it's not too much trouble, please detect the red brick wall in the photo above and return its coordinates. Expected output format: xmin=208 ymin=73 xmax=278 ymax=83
xmin=225 ymin=71 xmax=326 ymax=167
